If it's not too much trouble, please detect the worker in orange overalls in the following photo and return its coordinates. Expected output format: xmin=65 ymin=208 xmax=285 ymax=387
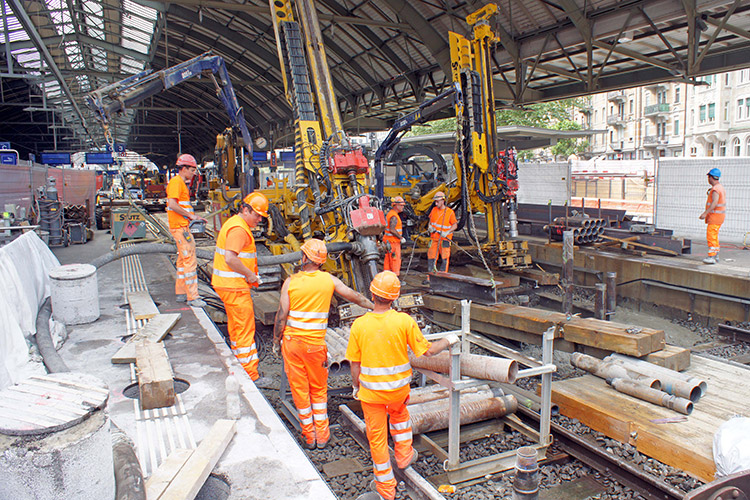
xmin=383 ymin=196 xmax=406 ymax=275
xmin=166 ymin=154 xmax=207 ymax=307
xmin=347 ymin=271 xmax=458 ymax=500
xmin=427 ymin=191 xmax=457 ymax=274
xmin=273 ymin=239 xmax=373 ymax=449
xmin=212 ymin=192 xmax=273 ymax=387
xmin=699 ymin=167 xmax=726 ymax=265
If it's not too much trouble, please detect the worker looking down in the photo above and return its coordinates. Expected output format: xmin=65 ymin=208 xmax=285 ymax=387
xmin=212 ymin=192 xmax=273 ymax=388
xmin=273 ymin=239 xmax=373 ymax=450
xmin=347 ymin=271 xmax=458 ymax=500
xmin=383 ymin=196 xmax=406 ymax=276
xmin=699 ymin=168 xmax=726 ymax=264
xmin=166 ymin=154 xmax=207 ymax=307
xmin=427 ymin=191 xmax=457 ymax=274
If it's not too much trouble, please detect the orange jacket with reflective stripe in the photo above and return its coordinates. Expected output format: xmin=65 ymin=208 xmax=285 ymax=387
xmin=283 ymin=270 xmax=335 ymax=345
xmin=384 ymin=209 xmax=402 ymax=243
xmin=706 ymin=183 xmax=726 ymax=225
xmin=429 ymin=206 xmax=456 ymax=240
xmin=166 ymin=175 xmax=193 ymax=229
xmin=211 ymin=215 xmax=258 ymax=290
xmin=345 ymin=309 xmax=431 ymax=404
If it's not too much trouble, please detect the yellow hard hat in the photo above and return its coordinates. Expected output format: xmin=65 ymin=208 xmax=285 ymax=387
xmin=300 ymin=238 xmax=327 ymax=264
xmin=243 ymin=192 xmax=269 ymax=217
xmin=370 ymin=270 xmax=401 ymax=301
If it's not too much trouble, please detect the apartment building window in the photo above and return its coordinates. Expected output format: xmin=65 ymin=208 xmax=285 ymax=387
xmin=725 ymin=73 xmax=730 ymax=86
xmin=745 ymin=100 xmax=750 ymax=120
xmin=738 ymin=99 xmax=744 ymax=119
xmin=674 ymin=119 xmax=680 ymax=135
xmin=707 ymin=142 xmax=715 ymax=156
xmin=724 ymin=102 xmax=729 ymax=121
xmin=658 ymin=91 xmax=667 ymax=103
xmin=719 ymin=141 xmax=726 ymax=156
xmin=691 ymin=109 xmax=695 ymax=126
xmin=708 ymin=103 xmax=716 ymax=121
xmin=675 ymin=87 xmax=680 ymax=103
xmin=699 ymin=104 xmax=706 ymax=122
xmin=746 ymin=137 xmax=750 ymax=156
xmin=733 ymin=138 xmax=741 ymax=156
xmin=629 ymin=100 xmax=633 ymax=114
xmin=690 ymin=146 xmax=697 ymax=156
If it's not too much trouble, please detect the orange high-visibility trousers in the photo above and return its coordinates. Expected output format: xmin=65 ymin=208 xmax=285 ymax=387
xmin=427 ymin=238 xmax=451 ymax=273
xmin=170 ymin=227 xmax=199 ymax=300
xmin=361 ymin=397 xmax=415 ymax=500
xmin=215 ymin=288 xmax=259 ymax=380
xmin=383 ymin=238 xmax=402 ymax=276
xmin=707 ymin=223 xmax=722 ymax=257
xmin=282 ymin=335 xmax=330 ymax=447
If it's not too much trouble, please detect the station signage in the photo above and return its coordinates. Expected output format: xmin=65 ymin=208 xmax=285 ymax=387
xmin=86 ymin=152 xmax=115 ymax=165
xmin=40 ymin=152 xmax=71 ymax=165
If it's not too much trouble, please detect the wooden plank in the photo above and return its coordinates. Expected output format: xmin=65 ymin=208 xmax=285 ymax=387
xmin=146 ymin=448 xmax=193 ymax=500
xmin=159 ymin=419 xmax=237 ymax=500
xmin=128 ymin=290 xmax=160 ymax=320
xmin=251 ymin=290 xmax=280 ymax=326
xmin=563 ymin=318 xmax=664 ymax=357
xmin=136 ymin=341 xmax=175 ymax=410
xmin=112 ymin=313 xmax=181 ymax=364
xmin=643 ymin=345 xmax=691 ymax=371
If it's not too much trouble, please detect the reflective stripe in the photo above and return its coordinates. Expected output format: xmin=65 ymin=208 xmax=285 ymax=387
xmin=389 ymin=420 xmax=411 ymax=431
xmin=232 ymin=346 xmax=255 ymax=355
xmin=177 ymin=267 xmax=185 ymax=271
xmin=360 ymin=377 xmax=411 ymax=391
xmin=375 ymin=471 xmax=395 ymax=482
xmin=392 ymin=431 xmax=412 ymax=442
xmin=430 ymin=221 xmax=452 ymax=230
xmin=311 ymin=402 xmax=327 ymax=410
xmin=299 ymin=416 xmax=313 ymax=425
xmin=184 ymin=278 xmax=197 ymax=285
xmin=230 ymin=340 xmax=237 ymax=346
xmin=236 ymin=353 xmax=259 ymax=363
xmin=361 ymin=362 xmax=411 ymax=376
xmin=313 ymin=413 xmax=328 ymax=421
xmin=297 ymin=406 xmax=312 ymax=415
xmin=213 ymin=269 xmax=245 ymax=278
xmin=286 ymin=318 xmax=328 ymax=330
xmin=289 ymin=310 xmax=329 ymax=319
xmin=184 ymin=271 xmax=197 ymax=278
xmin=374 ymin=461 xmax=391 ymax=472
xmin=214 ymin=248 xmax=257 ymax=259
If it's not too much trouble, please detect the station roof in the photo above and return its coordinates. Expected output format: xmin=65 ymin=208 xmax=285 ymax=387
xmin=1 ymin=0 xmax=749 ymax=164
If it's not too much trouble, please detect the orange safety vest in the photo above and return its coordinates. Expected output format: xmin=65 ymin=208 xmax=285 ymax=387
xmin=166 ymin=175 xmax=193 ymax=229
xmin=284 ymin=270 xmax=336 ymax=345
xmin=384 ymin=209 xmax=402 ymax=243
xmin=211 ymin=215 xmax=258 ymax=289
xmin=429 ymin=206 xmax=456 ymax=240
xmin=706 ymin=183 xmax=726 ymax=225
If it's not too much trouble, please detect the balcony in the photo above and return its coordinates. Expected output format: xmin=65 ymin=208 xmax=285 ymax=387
xmin=607 ymin=114 xmax=627 ymax=127
xmin=610 ymin=141 xmax=624 ymax=151
xmin=607 ymin=91 xmax=626 ymax=102
xmin=646 ymin=82 xmax=668 ymax=92
xmin=644 ymin=103 xmax=670 ymax=117
xmin=579 ymin=104 xmax=593 ymax=114
xmin=643 ymin=135 xmax=668 ymax=147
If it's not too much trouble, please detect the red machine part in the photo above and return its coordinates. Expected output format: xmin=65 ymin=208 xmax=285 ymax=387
xmin=496 ymin=147 xmax=519 ymax=197
xmin=349 ymin=196 xmax=385 ymax=236
xmin=329 ymin=146 xmax=369 ymax=174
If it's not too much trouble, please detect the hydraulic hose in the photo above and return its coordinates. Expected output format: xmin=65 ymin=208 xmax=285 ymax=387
xmin=34 ymin=298 xmax=146 ymax=500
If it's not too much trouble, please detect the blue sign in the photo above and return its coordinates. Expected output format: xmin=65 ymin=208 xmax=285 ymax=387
xmin=40 ymin=152 xmax=71 ymax=165
xmin=0 ymin=142 xmax=10 ymax=150
xmin=0 ymin=151 xmax=18 ymax=165
xmin=105 ymin=143 xmax=126 ymax=153
xmin=280 ymin=151 xmax=296 ymax=162
xmin=252 ymin=151 xmax=268 ymax=162
xmin=86 ymin=152 xmax=114 ymax=165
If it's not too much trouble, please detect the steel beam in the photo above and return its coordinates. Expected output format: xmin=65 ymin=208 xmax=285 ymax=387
xmin=428 ymin=272 xmax=497 ymax=304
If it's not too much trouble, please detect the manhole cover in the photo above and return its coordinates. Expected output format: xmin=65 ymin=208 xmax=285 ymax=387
xmin=195 ymin=474 xmax=230 ymax=500
xmin=123 ymin=378 xmax=190 ymax=400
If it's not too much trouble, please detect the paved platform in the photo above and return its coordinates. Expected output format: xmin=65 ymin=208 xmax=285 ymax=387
xmin=53 ymin=231 xmax=336 ymax=500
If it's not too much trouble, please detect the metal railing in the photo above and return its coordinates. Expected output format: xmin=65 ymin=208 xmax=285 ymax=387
xmin=644 ymin=103 xmax=670 ymax=116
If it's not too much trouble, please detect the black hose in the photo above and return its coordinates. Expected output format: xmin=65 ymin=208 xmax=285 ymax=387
xmin=35 ymin=297 xmax=69 ymax=373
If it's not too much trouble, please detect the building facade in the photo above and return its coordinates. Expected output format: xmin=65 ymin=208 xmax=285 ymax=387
xmin=582 ymin=68 xmax=750 ymax=159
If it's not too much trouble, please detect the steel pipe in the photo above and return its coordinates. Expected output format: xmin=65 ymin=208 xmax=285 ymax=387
xmin=512 ymin=446 xmax=540 ymax=499
xmin=325 ymin=326 xmax=350 ymax=371
xmin=410 ymin=395 xmax=518 ymax=435
xmin=570 ymin=353 xmax=661 ymax=389
xmin=608 ymin=378 xmax=693 ymax=415
xmin=604 ymin=354 xmax=705 ymax=402
xmin=409 ymin=352 xmax=518 ymax=383
xmin=408 ymin=388 xmax=499 ymax=415
xmin=408 ymin=383 xmax=491 ymax=405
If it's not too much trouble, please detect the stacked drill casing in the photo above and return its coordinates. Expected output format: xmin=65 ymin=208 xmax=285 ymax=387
xmin=544 ymin=216 xmax=606 ymax=244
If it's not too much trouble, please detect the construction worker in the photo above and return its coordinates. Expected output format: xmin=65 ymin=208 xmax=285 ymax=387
xmin=699 ymin=167 xmax=727 ymax=264
xmin=166 ymin=154 xmax=206 ymax=307
xmin=212 ymin=192 xmax=272 ymax=387
xmin=347 ymin=271 xmax=458 ymax=500
xmin=383 ymin=196 xmax=406 ymax=275
xmin=427 ymin=191 xmax=457 ymax=273
xmin=273 ymin=239 xmax=374 ymax=449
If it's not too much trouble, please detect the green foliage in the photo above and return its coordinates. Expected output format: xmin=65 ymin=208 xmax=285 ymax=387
xmin=404 ymin=117 xmax=456 ymax=137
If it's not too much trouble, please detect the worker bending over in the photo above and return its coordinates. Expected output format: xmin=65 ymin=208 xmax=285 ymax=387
xmin=347 ymin=271 xmax=457 ymax=500
xmin=699 ymin=168 xmax=726 ymax=264
xmin=212 ymin=192 xmax=272 ymax=387
xmin=166 ymin=154 xmax=207 ymax=307
xmin=383 ymin=196 xmax=406 ymax=276
xmin=427 ymin=191 xmax=457 ymax=274
xmin=273 ymin=239 xmax=373 ymax=449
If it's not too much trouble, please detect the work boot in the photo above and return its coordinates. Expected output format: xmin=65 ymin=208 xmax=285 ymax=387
xmin=302 ymin=439 xmax=316 ymax=450
xmin=356 ymin=493 xmax=386 ymax=500
xmin=176 ymin=294 xmax=187 ymax=303
xmin=187 ymin=298 xmax=206 ymax=307
xmin=703 ymin=256 xmax=718 ymax=264
xmin=316 ymin=440 xmax=329 ymax=450
xmin=397 ymin=448 xmax=418 ymax=469
xmin=253 ymin=376 xmax=274 ymax=389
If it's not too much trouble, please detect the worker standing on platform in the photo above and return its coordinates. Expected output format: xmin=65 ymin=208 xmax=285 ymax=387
xmin=347 ymin=271 xmax=458 ymax=500
xmin=699 ymin=168 xmax=726 ymax=264
xmin=212 ymin=192 xmax=273 ymax=387
xmin=166 ymin=154 xmax=206 ymax=307
xmin=272 ymin=239 xmax=373 ymax=450
xmin=427 ymin=191 xmax=457 ymax=274
xmin=383 ymin=196 xmax=406 ymax=275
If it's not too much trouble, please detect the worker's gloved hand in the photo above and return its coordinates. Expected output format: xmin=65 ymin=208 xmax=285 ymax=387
xmin=400 ymin=237 xmax=406 ymax=244
xmin=352 ymin=386 xmax=360 ymax=400
xmin=272 ymin=340 xmax=281 ymax=357
xmin=246 ymin=273 xmax=260 ymax=284
xmin=444 ymin=333 xmax=460 ymax=346
xmin=440 ymin=231 xmax=450 ymax=238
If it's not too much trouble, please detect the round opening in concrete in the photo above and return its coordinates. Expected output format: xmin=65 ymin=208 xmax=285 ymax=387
xmin=195 ymin=473 xmax=230 ymax=500
xmin=120 ymin=333 xmax=172 ymax=343
xmin=119 ymin=303 xmax=131 ymax=310
xmin=123 ymin=378 xmax=190 ymax=399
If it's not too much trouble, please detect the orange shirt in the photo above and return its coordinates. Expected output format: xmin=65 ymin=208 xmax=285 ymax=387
xmin=705 ymin=183 xmax=726 ymax=225
xmin=429 ymin=206 xmax=457 ymax=240
xmin=346 ymin=309 xmax=431 ymax=404
xmin=384 ymin=209 xmax=402 ymax=242
xmin=284 ymin=270 xmax=336 ymax=345
xmin=166 ymin=175 xmax=192 ymax=229
xmin=212 ymin=215 xmax=258 ymax=290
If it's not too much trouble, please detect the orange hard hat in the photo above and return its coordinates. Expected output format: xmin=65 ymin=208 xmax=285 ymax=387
xmin=301 ymin=239 xmax=327 ymax=264
xmin=433 ymin=190 xmax=446 ymax=200
xmin=176 ymin=153 xmax=198 ymax=168
xmin=370 ymin=270 xmax=401 ymax=301
xmin=243 ymin=192 xmax=269 ymax=217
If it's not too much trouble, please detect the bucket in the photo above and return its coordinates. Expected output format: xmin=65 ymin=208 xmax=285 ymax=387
xmin=49 ymin=263 xmax=100 ymax=325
